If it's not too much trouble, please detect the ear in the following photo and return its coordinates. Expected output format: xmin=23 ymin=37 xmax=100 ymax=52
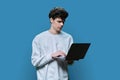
xmin=50 ymin=18 xmax=53 ymax=23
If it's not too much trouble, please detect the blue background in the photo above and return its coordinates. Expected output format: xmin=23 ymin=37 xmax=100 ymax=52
xmin=0 ymin=0 xmax=120 ymax=80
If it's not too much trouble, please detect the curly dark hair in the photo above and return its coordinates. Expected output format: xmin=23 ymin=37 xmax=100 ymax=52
xmin=49 ymin=7 xmax=69 ymax=21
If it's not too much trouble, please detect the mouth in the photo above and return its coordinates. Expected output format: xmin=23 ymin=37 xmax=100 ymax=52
xmin=58 ymin=27 xmax=62 ymax=30
xmin=59 ymin=26 xmax=62 ymax=28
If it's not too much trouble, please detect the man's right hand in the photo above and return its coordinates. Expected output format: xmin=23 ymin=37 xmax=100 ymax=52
xmin=51 ymin=50 xmax=66 ymax=59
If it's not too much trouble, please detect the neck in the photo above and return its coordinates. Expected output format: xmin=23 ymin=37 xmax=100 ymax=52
xmin=49 ymin=27 xmax=61 ymax=34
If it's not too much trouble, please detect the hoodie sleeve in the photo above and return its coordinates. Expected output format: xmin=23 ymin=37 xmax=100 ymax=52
xmin=68 ymin=35 xmax=74 ymax=49
xmin=31 ymin=37 xmax=53 ymax=68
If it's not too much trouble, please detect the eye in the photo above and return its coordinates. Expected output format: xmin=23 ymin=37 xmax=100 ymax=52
xmin=58 ymin=21 xmax=62 ymax=23
xmin=57 ymin=21 xmax=64 ymax=24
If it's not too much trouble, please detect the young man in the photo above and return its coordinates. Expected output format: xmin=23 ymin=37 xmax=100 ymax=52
xmin=31 ymin=7 xmax=73 ymax=80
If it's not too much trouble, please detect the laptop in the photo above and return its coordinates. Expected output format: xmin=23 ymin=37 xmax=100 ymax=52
xmin=66 ymin=43 xmax=91 ymax=60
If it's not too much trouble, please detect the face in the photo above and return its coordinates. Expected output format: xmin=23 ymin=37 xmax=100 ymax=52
xmin=50 ymin=18 xmax=65 ymax=33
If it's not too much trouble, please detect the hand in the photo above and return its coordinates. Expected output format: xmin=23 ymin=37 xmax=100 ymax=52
xmin=51 ymin=50 xmax=66 ymax=59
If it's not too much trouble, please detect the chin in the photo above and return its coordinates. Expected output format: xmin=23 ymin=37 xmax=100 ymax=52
xmin=57 ymin=30 xmax=61 ymax=33
xmin=58 ymin=29 xmax=61 ymax=31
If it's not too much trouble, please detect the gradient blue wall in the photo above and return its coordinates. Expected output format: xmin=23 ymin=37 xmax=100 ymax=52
xmin=0 ymin=0 xmax=120 ymax=80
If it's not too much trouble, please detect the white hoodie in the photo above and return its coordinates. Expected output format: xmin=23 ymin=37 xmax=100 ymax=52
xmin=31 ymin=30 xmax=73 ymax=80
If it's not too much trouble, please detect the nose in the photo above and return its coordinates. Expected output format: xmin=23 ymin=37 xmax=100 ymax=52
xmin=60 ymin=22 xmax=64 ymax=26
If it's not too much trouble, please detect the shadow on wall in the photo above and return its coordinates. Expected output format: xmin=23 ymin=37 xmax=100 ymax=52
xmin=20 ymin=48 xmax=37 ymax=80
xmin=68 ymin=60 xmax=93 ymax=80
xmin=21 ymin=61 xmax=37 ymax=80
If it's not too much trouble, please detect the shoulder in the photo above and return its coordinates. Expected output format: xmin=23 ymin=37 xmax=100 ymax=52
xmin=61 ymin=31 xmax=74 ymax=44
xmin=33 ymin=30 xmax=48 ymax=42
xmin=61 ymin=31 xmax=73 ymax=39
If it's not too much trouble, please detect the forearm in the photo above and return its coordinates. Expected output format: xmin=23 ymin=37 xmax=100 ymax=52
xmin=31 ymin=54 xmax=53 ymax=68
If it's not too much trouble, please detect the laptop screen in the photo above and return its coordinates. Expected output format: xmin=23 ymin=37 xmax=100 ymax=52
xmin=66 ymin=43 xmax=91 ymax=60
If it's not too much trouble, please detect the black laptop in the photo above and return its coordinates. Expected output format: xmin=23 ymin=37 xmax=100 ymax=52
xmin=66 ymin=43 xmax=91 ymax=60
